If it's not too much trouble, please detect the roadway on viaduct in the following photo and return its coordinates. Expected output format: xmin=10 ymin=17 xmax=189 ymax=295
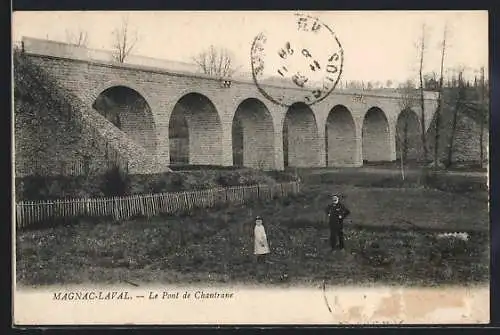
xmin=21 ymin=37 xmax=439 ymax=173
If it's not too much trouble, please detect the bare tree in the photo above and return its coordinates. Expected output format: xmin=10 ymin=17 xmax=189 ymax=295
xmin=423 ymin=72 xmax=439 ymax=90
xmin=433 ymin=25 xmax=448 ymax=169
xmin=398 ymin=79 xmax=419 ymax=110
xmin=397 ymin=79 xmax=419 ymax=180
xmin=192 ymin=45 xmax=238 ymax=78
xmin=65 ymin=29 xmax=89 ymax=47
xmin=417 ymin=24 xmax=429 ymax=162
xmin=111 ymin=16 xmax=138 ymax=63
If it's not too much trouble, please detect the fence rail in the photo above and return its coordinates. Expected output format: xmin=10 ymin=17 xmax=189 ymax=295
xmin=15 ymin=181 xmax=300 ymax=229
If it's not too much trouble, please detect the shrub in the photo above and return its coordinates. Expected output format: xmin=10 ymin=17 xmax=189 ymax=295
xmin=216 ymin=172 xmax=246 ymax=187
xmin=427 ymin=236 xmax=470 ymax=263
xmin=360 ymin=241 xmax=394 ymax=266
xmin=151 ymin=179 xmax=168 ymax=193
xmin=99 ymin=166 xmax=131 ymax=197
xmin=264 ymin=170 xmax=299 ymax=183
xmin=18 ymin=174 xmax=88 ymax=201
xmin=18 ymin=174 xmax=51 ymax=200
xmin=15 ymin=168 xmax=286 ymax=201
xmin=169 ymin=173 xmax=185 ymax=191
xmin=423 ymin=170 xmax=487 ymax=193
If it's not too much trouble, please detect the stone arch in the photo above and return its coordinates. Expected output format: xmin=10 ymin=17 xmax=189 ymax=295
xmin=89 ymin=80 xmax=155 ymax=110
xmin=362 ymin=107 xmax=391 ymax=162
xmin=232 ymin=98 xmax=275 ymax=169
xmin=92 ymin=85 xmax=157 ymax=154
xmin=396 ymin=109 xmax=422 ymax=163
xmin=169 ymin=93 xmax=222 ymax=165
xmin=283 ymin=103 xmax=321 ymax=168
xmin=325 ymin=105 xmax=357 ymax=167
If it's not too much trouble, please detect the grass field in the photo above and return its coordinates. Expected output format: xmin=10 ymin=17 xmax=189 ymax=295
xmin=16 ymin=176 xmax=489 ymax=288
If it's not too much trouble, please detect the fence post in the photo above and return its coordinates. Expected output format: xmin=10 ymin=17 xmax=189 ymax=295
xmin=112 ymin=196 xmax=117 ymax=221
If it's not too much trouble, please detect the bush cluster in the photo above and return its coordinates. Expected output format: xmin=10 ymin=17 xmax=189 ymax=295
xmin=15 ymin=168 xmax=292 ymax=201
xmin=16 ymin=166 xmax=131 ymax=201
xmin=423 ymin=170 xmax=487 ymax=193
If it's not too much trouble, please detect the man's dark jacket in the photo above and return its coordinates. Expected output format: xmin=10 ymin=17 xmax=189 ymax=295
xmin=325 ymin=202 xmax=350 ymax=228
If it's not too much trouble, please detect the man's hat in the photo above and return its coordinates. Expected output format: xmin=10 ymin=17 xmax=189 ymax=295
xmin=255 ymin=216 xmax=263 ymax=220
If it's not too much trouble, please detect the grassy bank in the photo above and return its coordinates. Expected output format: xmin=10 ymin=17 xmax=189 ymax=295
xmin=16 ymin=183 xmax=489 ymax=287
xmin=295 ymin=167 xmax=488 ymax=201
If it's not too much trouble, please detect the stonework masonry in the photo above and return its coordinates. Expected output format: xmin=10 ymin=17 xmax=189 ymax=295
xmin=17 ymin=37 xmax=441 ymax=174
xmin=326 ymin=106 xmax=358 ymax=167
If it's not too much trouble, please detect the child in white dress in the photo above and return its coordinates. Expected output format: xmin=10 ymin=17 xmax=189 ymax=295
xmin=254 ymin=216 xmax=270 ymax=263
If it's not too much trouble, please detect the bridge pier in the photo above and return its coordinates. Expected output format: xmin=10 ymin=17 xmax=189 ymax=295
xmin=156 ymin=128 xmax=171 ymax=169
xmin=353 ymin=134 xmax=364 ymax=167
xmin=221 ymin=121 xmax=234 ymax=167
xmin=317 ymin=131 xmax=327 ymax=168
xmin=273 ymin=128 xmax=285 ymax=171
xmin=388 ymin=122 xmax=397 ymax=162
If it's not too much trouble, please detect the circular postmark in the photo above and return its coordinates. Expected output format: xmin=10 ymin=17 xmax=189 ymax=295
xmin=250 ymin=13 xmax=344 ymax=107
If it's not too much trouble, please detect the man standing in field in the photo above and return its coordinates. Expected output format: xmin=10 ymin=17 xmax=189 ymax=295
xmin=325 ymin=194 xmax=350 ymax=251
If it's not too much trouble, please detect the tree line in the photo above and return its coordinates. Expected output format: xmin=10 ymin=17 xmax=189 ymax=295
xmin=395 ymin=24 xmax=488 ymax=178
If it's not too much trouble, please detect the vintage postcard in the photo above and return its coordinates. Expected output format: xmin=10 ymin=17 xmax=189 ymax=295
xmin=12 ymin=10 xmax=489 ymax=325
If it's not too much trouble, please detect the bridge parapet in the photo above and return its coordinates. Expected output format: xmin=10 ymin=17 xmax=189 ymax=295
xmin=21 ymin=37 xmax=438 ymax=103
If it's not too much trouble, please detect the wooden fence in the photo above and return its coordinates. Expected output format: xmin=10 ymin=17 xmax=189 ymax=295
xmin=15 ymin=181 xmax=300 ymax=229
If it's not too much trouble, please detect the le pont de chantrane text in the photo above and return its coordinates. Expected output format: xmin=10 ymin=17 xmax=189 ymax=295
xmin=52 ymin=290 xmax=234 ymax=301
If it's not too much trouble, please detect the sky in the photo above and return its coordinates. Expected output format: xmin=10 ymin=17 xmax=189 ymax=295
xmin=12 ymin=11 xmax=488 ymax=83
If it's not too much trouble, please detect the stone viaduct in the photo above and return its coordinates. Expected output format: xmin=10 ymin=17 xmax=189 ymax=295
xmin=20 ymin=37 xmax=439 ymax=173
